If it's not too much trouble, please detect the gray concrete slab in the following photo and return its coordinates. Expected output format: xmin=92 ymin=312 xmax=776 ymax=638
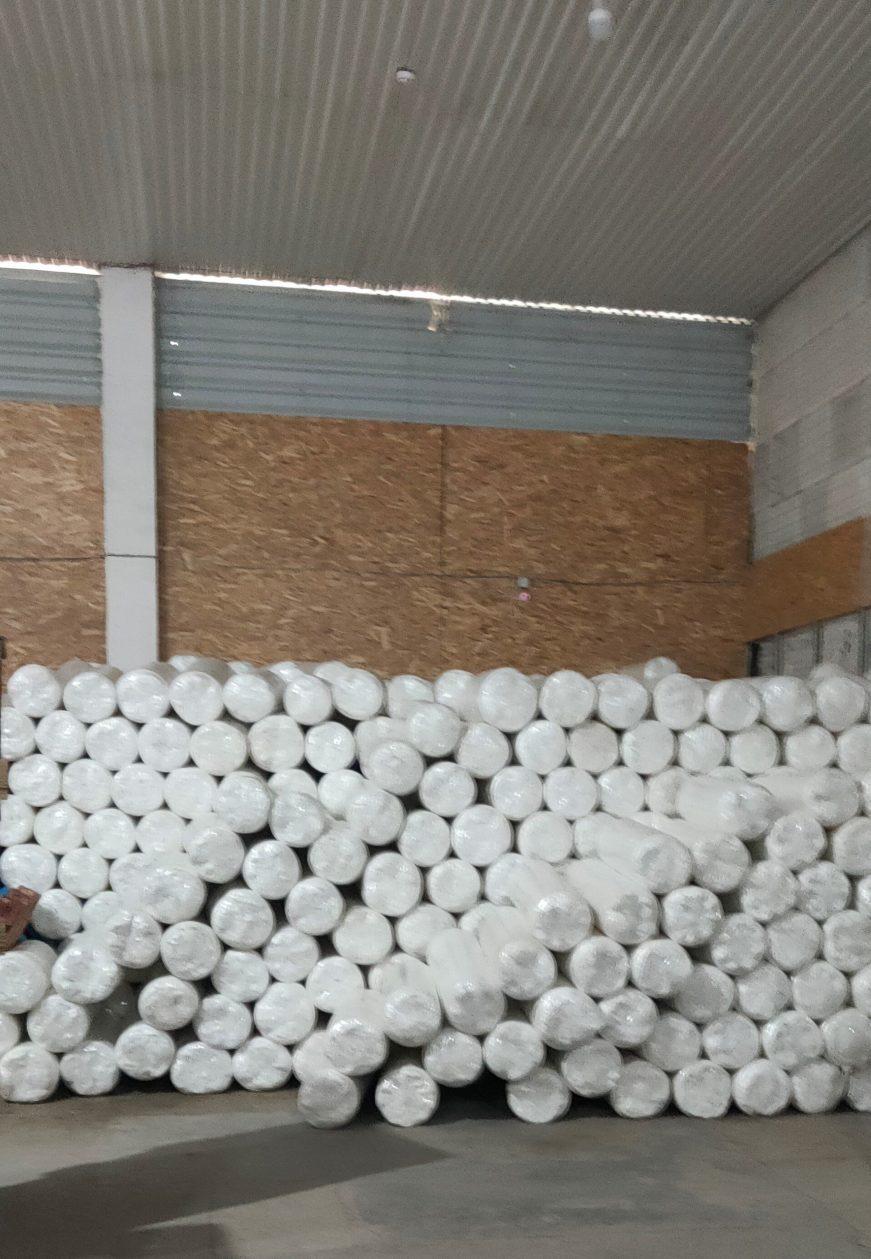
xmin=3 ymin=1087 xmax=871 ymax=1258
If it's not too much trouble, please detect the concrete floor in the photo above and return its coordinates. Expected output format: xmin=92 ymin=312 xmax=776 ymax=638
xmin=4 ymin=1085 xmax=871 ymax=1258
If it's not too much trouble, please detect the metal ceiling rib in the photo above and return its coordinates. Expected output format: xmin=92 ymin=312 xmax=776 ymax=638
xmin=0 ymin=0 xmax=869 ymax=317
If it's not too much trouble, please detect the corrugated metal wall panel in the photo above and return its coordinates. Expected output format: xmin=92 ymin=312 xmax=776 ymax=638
xmin=158 ymin=281 xmax=751 ymax=439
xmin=0 ymin=272 xmax=101 ymax=404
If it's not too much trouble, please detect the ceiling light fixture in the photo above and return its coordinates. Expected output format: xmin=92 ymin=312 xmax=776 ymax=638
xmin=588 ymin=5 xmax=615 ymax=41
xmin=395 ymin=66 xmax=417 ymax=84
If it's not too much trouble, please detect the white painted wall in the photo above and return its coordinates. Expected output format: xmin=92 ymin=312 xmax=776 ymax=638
xmin=752 ymin=225 xmax=871 ymax=558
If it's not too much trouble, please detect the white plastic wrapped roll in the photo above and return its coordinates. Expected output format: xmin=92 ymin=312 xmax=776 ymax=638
xmin=182 ymin=815 xmax=245 ymax=884
xmin=115 ymin=664 xmax=175 ymax=722
xmin=731 ymin=1059 xmax=790 ymax=1115
xmin=701 ymin=1013 xmax=759 ymax=1069
xmin=847 ymin=1066 xmax=871 ymax=1111
xmin=1 ymin=797 xmax=35 ymax=847
xmin=80 ymin=890 xmax=123 ymax=932
xmin=823 ymin=909 xmax=871 ymax=972
xmin=538 ymin=670 xmax=596 ymax=727
xmin=0 ymin=946 xmax=51 ymax=1014
xmin=796 ymin=861 xmax=851 ymax=920
xmin=298 ymin=1069 xmax=363 ymax=1127
xmin=58 ymin=1037 xmax=117 ymax=1097
xmin=214 ymin=772 xmax=271 ymax=834
xmin=139 ymin=976 xmax=199 ymax=1030
xmin=404 ymin=702 xmax=461 ymax=758
xmin=506 ymin=1066 xmax=570 ymax=1124
xmin=446 ymin=806 xmax=509 ymax=868
xmin=113 ymin=1022 xmax=175 ymax=1080
xmin=560 ymin=1038 xmax=622 ymax=1096
xmin=304 ymin=722 xmax=356 ymax=773
xmin=10 ymin=754 xmax=63 ymax=807
xmin=108 ymin=851 xmax=151 ymax=904
xmin=1 ymin=843 xmax=57 ymax=893
xmin=222 ymin=670 xmax=281 ymax=723
xmin=483 ymin=1020 xmax=545 ymax=1081
xmin=231 ymin=1036 xmax=293 ymax=1090
xmin=427 ymin=928 xmax=505 ymax=1035
xmin=651 ymin=674 xmax=705 ymax=732
xmin=283 ymin=673 xmax=333 ymax=725
xmin=705 ymin=679 xmax=761 ymax=732
xmin=814 ymin=675 xmax=867 ymax=731
xmin=371 ymin=958 xmax=442 ymax=1047
xmin=1 ymin=706 xmax=36 ymax=760
xmin=596 ymin=674 xmax=649 ymax=729
xmin=706 ymin=913 xmax=766 ymax=975
xmin=728 ymin=725 xmax=779 ymax=774
xmin=514 ymin=720 xmax=566 ymax=774
xmin=110 ymin=764 xmax=165 ymax=816
xmin=672 ymin=963 xmax=735 ymax=1024
xmin=476 ymin=668 xmax=538 ymax=733
xmin=210 ymin=887 xmax=274 ymax=949
xmin=80 ymin=717 xmax=134 ymax=774
xmin=756 ymin=676 xmax=813 ymax=733
xmin=837 ymin=725 xmax=871 ymax=776
xmin=756 ymin=766 xmax=860 ymax=827
xmin=193 ymin=994 xmax=252 ymax=1050
xmin=31 ymin=889 xmax=81 ymax=940
xmin=170 ymin=1042 xmax=232 ymax=1094
xmin=188 ymin=720 xmax=247 ymax=776
xmin=513 ymin=813 xmax=570 ymax=864
xmin=410 ymin=762 xmax=474 ymax=820
xmin=598 ymin=988 xmax=657 ymax=1048
xmin=285 ymin=877 xmax=345 ymax=937
xmin=260 ymin=928 xmax=318 ymax=986
xmin=58 ymin=848 xmax=107 ymax=898
xmin=168 ymin=670 xmax=225 ymax=725
xmin=135 ymin=715 xmax=190 ymax=770
xmin=568 ymin=721 xmax=619 ymax=773
xmin=247 ymin=714 xmax=304 ymax=772
xmin=630 ymin=938 xmax=692 ymax=998
xmin=345 ymin=784 xmax=405 ymax=847
xmin=398 ymin=811 xmax=451 ymax=868
xmin=764 ymin=812 xmax=825 ymax=872
xmin=34 ymin=710 xmax=86 ymax=764
xmin=790 ymin=1059 xmax=845 ymax=1113
xmin=326 ymin=990 xmax=388 ymax=1074
xmin=383 ymin=676 xmax=432 ymax=722
xmin=640 ymin=811 xmax=749 ymax=894
xmin=832 ymin=816 xmax=871 ymax=875
xmin=821 ymin=1008 xmax=871 ymax=1067
xmin=735 ymin=963 xmax=791 ymax=1021
xmin=60 ymin=759 xmax=112 ymax=813
xmin=501 ymin=855 xmax=593 ymax=950
xmin=597 ymin=767 xmax=645 ymax=818
xmin=641 ymin=1011 xmax=700 ymax=1071
xmin=51 ymin=939 xmax=120 ymax=1005
xmin=270 ymin=791 xmax=327 ymax=850
xmin=562 ymin=858 xmax=657 ymax=946
xmin=313 ymin=661 xmax=349 ymax=684
xmin=159 ymin=920 xmax=221 ymax=982
xmin=620 ymin=721 xmax=675 ymax=774
xmin=673 ymin=1061 xmax=731 ymax=1118
xmin=305 ymin=956 xmax=365 ymax=1015
xmin=530 ymin=982 xmax=603 ymax=1050
xmin=422 ymin=1027 xmax=483 ymax=1086
xmin=470 ymin=904 xmax=556 ymax=999
xmin=0 ymin=1042 xmax=59 ymax=1102
xmin=33 ymin=801 xmax=84 ymax=854
xmin=101 ymin=910 xmax=162 ymax=968
xmin=356 ymin=718 xmax=406 ymax=762
xmin=211 ymin=950 xmax=270 ymax=1003
xmin=138 ymin=858 xmax=207 ymax=925
xmin=425 ymin=859 xmax=481 ymax=913
xmin=333 ymin=906 xmax=394 ymax=964
xmin=739 ymin=860 xmax=798 ymax=923
xmin=792 ymin=959 xmax=849 ymax=1020
xmin=375 ymin=1060 xmax=441 ymax=1126
xmin=564 ymin=936 xmax=628 ymax=997
xmin=308 ymin=826 xmax=368 ymax=887
xmin=676 ymin=774 xmax=775 ymax=839
xmin=760 ymin=1009 xmax=822 ymax=1070
xmin=82 ymin=809 xmax=136 ymax=860
xmin=358 ymin=853 xmax=421 ymax=918
xmin=543 ymin=767 xmax=598 ymax=820
xmin=7 ymin=663 xmax=62 ymax=718
xmin=242 ymin=841 xmax=300 ymax=900
xmin=329 ymin=668 xmax=383 ymax=721
xmin=584 ymin=814 xmax=692 ymax=895
xmin=26 ymin=993 xmax=88 ymax=1052
xmin=359 ymin=741 xmax=423 ymax=797
xmin=431 ymin=670 xmax=481 ymax=723
xmin=677 ymin=722 xmax=728 ymax=774
xmin=63 ymin=670 xmax=118 ymax=724
xmin=783 ymin=725 xmax=836 ymax=772
xmin=609 ymin=1058 xmax=669 ymax=1118
xmin=450 ymin=724 xmax=507 ymax=782
xmin=766 ymin=911 xmax=821 ymax=973
xmin=395 ymin=904 xmax=456 ymax=959
xmin=163 ymin=767 xmax=218 ymax=820
xmin=623 ymin=657 xmax=680 ymax=688
xmin=660 ymin=886 xmax=722 ymax=947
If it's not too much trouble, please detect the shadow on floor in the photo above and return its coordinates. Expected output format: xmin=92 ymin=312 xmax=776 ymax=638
xmin=2 ymin=1118 xmax=447 ymax=1259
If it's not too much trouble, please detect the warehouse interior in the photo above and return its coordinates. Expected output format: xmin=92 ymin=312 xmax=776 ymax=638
xmin=2 ymin=2 xmax=871 ymax=1256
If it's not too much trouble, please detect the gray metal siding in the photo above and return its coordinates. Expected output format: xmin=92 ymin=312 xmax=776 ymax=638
xmin=0 ymin=272 xmax=101 ymax=404
xmin=158 ymin=281 xmax=751 ymax=439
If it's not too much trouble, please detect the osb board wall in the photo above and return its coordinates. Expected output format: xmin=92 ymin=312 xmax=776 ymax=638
xmin=747 ymin=518 xmax=871 ymax=642
xmin=0 ymin=403 xmax=105 ymax=673
xmin=160 ymin=411 xmax=749 ymax=678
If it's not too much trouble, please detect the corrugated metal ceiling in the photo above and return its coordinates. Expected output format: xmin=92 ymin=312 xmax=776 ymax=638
xmin=0 ymin=0 xmax=869 ymax=317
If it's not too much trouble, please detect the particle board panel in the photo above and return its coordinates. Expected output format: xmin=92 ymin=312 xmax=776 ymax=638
xmin=442 ymin=428 xmax=749 ymax=583
xmin=158 ymin=411 xmax=442 ymax=573
xmin=160 ymin=553 xmax=445 ymax=677
xmin=442 ymin=578 xmax=747 ymax=679
xmin=0 ymin=402 xmax=103 ymax=559
xmin=746 ymin=518 xmax=871 ymax=641
xmin=0 ymin=559 xmax=105 ymax=674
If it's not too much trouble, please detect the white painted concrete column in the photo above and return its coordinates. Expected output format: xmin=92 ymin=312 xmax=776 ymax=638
xmin=99 ymin=267 xmax=159 ymax=668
